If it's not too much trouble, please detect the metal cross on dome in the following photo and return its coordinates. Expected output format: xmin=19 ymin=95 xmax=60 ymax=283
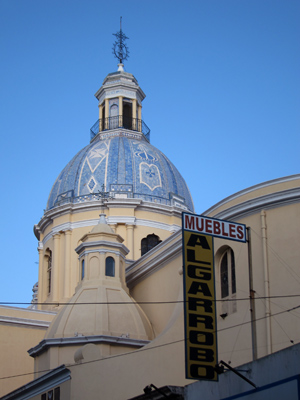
xmin=97 ymin=184 xmax=112 ymax=202
xmin=112 ymin=17 xmax=130 ymax=64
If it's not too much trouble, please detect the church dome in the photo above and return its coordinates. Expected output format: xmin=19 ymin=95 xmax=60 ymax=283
xmin=46 ymin=66 xmax=194 ymax=213
xmin=46 ymin=132 xmax=194 ymax=212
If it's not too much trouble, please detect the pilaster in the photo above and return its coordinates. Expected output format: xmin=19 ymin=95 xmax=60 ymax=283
xmin=52 ymin=234 xmax=61 ymax=303
xmin=37 ymin=243 xmax=44 ymax=309
xmin=63 ymin=230 xmax=72 ymax=300
xmin=126 ymin=224 xmax=135 ymax=257
xmin=99 ymin=104 xmax=103 ymax=131
xmin=132 ymin=99 xmax=137 ymax=130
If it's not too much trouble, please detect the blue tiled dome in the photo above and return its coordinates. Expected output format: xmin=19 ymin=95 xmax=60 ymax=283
xmin=47 ymin=132 xmax=194 ymax=212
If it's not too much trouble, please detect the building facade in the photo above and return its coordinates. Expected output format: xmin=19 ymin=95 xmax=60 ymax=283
xmin=1 ymin=59 xmax=300 ymax=399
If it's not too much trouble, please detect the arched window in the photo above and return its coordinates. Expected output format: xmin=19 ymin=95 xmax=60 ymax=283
xmin=141 ymin=234 xmax=161 ymax=256
xmin=109 ymin=103 xmax=119 ymax=129
xmin=220 ymin=247 xmax=236 ymax=314
xmin=221 ymin=251 xmax=229 ymax=298
xmin=220 ymin=248 xmax=236 ymax=298
xmin=81 ymin=259 xmax=85 ymax=280
xmin=105 ymin=257 xmax=115 ymax=277
xmin=45 ymin=250 xmax=52 ymax=295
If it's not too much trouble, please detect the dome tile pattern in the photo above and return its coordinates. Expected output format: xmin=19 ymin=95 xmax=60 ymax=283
xmin=47 ymin=132 xmax=194 ymax=212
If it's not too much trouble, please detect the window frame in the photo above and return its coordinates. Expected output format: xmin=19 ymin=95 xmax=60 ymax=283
xmin=105 ymin=256 xmax=115 ymax=277
xmin=218 ymin=246 xmax=237 ymax=315
xmin=141 ymin=233 xmax=161 ymax=256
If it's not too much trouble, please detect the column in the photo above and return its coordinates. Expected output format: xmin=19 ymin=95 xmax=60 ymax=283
xmin=138 ymin=105 xmax=142 ymax=132
xmin=119 ymin=96 xmax=123 ymax=127
xmin=105 ymin=98 xmax=109 ymax=129
xmin=126 ymin=224 xmax=134 ymax=258
xmin=63 ymin=230 xmax=72 ymax=300
xmin=99 ymin=104 xmax=103 ymax=132
xmin=132 ymin=99 xmax=137 ymax=130
xmin=52 ymin=233 xmax=61 ymax=303
xmin=37 ymin=243 xmax=44 ymax=309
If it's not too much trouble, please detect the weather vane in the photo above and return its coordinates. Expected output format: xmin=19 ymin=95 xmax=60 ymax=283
xmin=112 ymin=17 xmax=129 ymax=64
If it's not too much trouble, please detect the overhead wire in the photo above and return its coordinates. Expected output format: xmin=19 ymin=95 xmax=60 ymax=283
xmin=1 ymin=301 xmax=300 ymax=382
xmin=250 ymin=227 xmax=300 ymax=284
xmin=1 ymin=227 xmax=300 ymax=382
xmin=2 ymin=294 xmax=300 ymax=306
xmin=228 ymin=302 xmax=249 ymax=362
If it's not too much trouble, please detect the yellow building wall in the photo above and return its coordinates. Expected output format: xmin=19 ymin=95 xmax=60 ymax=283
xmin=37 ymin=204 xmax=182 ymax=310
xmin=26 ymin=176 xmax=299 ymax=399
xmin=0 ymin=307 xmax=55 ymax=397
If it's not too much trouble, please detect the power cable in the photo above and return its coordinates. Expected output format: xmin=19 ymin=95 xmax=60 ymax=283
xmin=250 ymin=227 xmax=300 ymax=284
xmin=1 ymin=302 xmax=300 ymax=381
xmin=2 ymin=294 xmax=300 ymax=306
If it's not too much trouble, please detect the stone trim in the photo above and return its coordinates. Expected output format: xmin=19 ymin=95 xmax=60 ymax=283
xmin=28 ymin=335 xmax=150 ymax=357
xmin=1 ymin=365 xmax=70 ymax=400
xmin=0 ymin=315 xmax=52 ymax=328
xmin=205 ymin=187 xmax=300 ymax=220
xmin=204 ymin=174 xmax=300 ymax=217
xmin=75 ymin=241 xmax=129 ymax=257
xmin=42 ymin=216 xmax=181 ymax=247
xmin=36 ymin=198 xmax=184 ymax=238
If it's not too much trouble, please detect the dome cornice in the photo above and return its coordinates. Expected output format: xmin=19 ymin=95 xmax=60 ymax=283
xmin=35 ymin=199 xmax=184 ymax=239
xmin=41 ymin=215 xmax=181 ymax=248
xmin=95 ymin=71 xmax=146 ymax=105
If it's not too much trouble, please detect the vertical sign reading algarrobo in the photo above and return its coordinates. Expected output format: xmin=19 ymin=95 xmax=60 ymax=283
xmin=182 ymin=212 xmax=246 ymax=381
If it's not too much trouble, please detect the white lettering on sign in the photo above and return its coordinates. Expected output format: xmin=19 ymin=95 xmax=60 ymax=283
xmin=183 ymin=214 xmax=246 ymax=243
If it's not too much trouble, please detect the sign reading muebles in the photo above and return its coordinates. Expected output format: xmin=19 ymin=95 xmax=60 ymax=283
xmin=182 ymin=213 xmax=246 ymax=381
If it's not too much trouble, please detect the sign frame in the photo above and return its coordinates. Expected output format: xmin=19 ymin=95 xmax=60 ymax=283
xmin=182 ymin=212 xmax=247 ymax=381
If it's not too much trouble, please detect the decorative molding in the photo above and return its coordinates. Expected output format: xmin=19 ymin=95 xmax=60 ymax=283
xmin=106 ymin=199 xmax=142 ymax=209
xmin=28 ymin=335 xmax=150 ymax=357
xmin=77 ymin=248 xmax=127 ymax=260
xmin=75 ymin=241 xmax=129 ymax=257
xmin=0 ymin=315 xmax=52 ymax=328
xmin=135 ymin=218 xmax=180 ymax=232
xmin=132 ymin=219 xmax=171 ymax=232
xmin=42 ymin=215 xmax=180 ymax=247
xmin=99 ymin=130 xmax=144 ymax=141
xmin=134 ymin=201 xmax=184 ymax=218
xmin=0 ymin=305 xmax=56 ymax=315
xmin=38 ymin=198 xmax=184 ymax=237
xmin=204 ymin=175 xmax=300 ymax=217
xmin=107 ymin=216 xmax=136 ymax=225
xmin=205 ymin=187 xmax=300 ymax=221
xmin=0 ymin=365 xmax=71 ymax=400
xmin=170 ymin=224 xmax=181 ymax=233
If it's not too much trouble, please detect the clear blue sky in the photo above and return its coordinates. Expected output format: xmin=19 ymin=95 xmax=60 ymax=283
xmin=0 ymin=0 xmax=299 ymax=305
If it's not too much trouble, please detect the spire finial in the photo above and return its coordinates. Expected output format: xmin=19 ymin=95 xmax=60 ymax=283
xmin=112 ymin=17 xmax=129 ymax=65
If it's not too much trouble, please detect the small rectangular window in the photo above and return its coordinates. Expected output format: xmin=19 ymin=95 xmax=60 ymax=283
xmin=81 ymin=259 xmax=85 ymax=280
xmin=54 ymin=387 xmax=60 ymax=400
